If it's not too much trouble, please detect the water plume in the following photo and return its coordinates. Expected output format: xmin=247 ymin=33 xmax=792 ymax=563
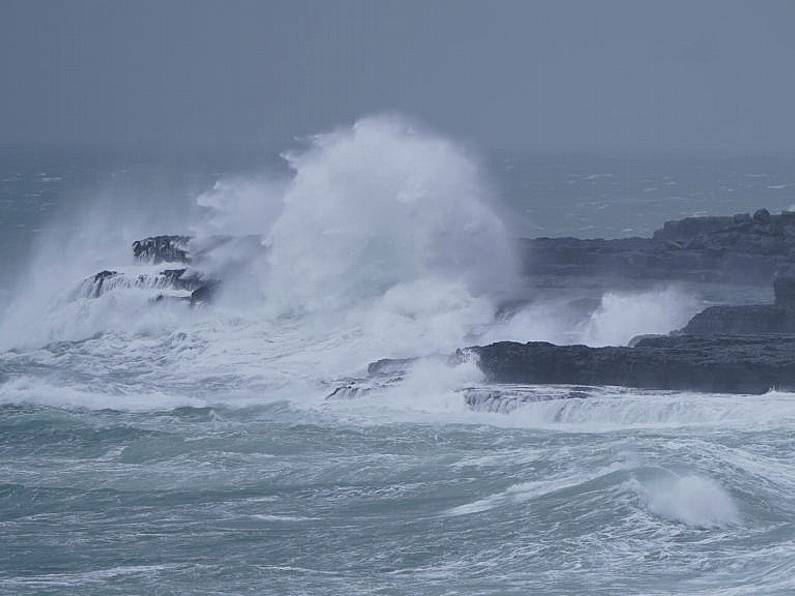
xmin=262 ymin=115 xmax=518 ymax=313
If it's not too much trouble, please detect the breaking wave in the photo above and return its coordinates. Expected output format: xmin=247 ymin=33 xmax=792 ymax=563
xmin=0 ymin=115 xmax=525 ymax=408
xmin=2 ymin=116 xmax=793 ymax=595
xmin=634 ymin=473 xmax=741 ymax=528
xmin=0 ymin=115 xmax=736 ymax=423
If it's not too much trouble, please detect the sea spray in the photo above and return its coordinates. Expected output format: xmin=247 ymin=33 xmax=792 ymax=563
xmin=581 ymin=286 xmax=701 ymax=346
xmin=481 ymin=286 xmax=701 ymax=347
xmin=0 ymin=116 xmax=522 ymax=404
xmin=269 ymin=115 xmax=517 ymax=313
xmin=634 ymin=472 xmax=741 ymax=528
xmin=1 ymin=130 xmax=794 ymax=595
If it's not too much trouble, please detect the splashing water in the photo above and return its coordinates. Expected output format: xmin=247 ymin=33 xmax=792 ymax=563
xmin=188 ymin=115 xmax=520 ymax=318
xmin=481 ymin=286 xmax=701 ymax=347
xmin=1 ymin=118 xmax=793 ymax=595
xmin=0 ymin=115 xmax=524 ymax=398
xmin=581 ymin=287 xmax=701 ymax=346
xmin=635 ymin=473 xmax=740 ymax=528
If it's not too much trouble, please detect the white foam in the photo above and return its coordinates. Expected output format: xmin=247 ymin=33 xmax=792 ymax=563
xmin=634 ymin=473 xmax=740 ymax=528
xmin=261 ymin=115 xmax=518 ymax=314
xmin=483 ymin=286 xmax=701 ymax=347
xmin=0 ymin=116 xmax=772 ymax=424
xmin=444 ymin=463 xmax=628 ymax=517
xmin=0 ymin=117 xmax=530 ymax=410
xmin=0 ymin=376 xmax=206 ymax=411
xmin=485 ymin=390 xmax=795 ymax=431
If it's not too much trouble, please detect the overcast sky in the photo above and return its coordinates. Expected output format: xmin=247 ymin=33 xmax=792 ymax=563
xmin=2 ymin=0 xmax=794 ymax=152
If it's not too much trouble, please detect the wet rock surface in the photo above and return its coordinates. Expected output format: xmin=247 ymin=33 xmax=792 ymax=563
xmin=75 ymin=267 xmax=210 ymax=301
xmin=467 ymin=335 xmax=795 ymax=395
xmin=461 ymin=385 xmax=591 ymax=414
xmin=80 ymin=234 xmax=223 ymax=306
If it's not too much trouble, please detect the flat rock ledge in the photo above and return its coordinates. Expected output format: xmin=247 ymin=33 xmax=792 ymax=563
xmin=465 ymin=335 xmax=795 ymax=395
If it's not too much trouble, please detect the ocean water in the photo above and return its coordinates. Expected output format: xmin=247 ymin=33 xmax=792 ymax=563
xmin=1 ymin=119 xmax=794 ymax=595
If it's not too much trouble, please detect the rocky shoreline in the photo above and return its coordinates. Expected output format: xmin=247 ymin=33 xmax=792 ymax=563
xmin=330 ymin=268 xmax=795 ymax=399
xmin=476 ymin=209 xmax=795 ymax=395
xmin=336 ymin=209 xmax=795 ymax=400
xmin=522 ymin=208 xmax=795 ymax=283
xmin=465 ymin=335 xmax=795 ymax=395
xmin=85 ymin=208 xmax=795 ymax=400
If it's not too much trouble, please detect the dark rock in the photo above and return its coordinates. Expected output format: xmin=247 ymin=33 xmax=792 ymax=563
xmin=158 ymin=268 xmax=209 ymax=292
xmin=679 ymin=305 xmax=792 ymax=335
xmin=367 ymin=357 xmax=417 ymax=377
xmin=462 ymin=385 xmax=590 ymax=414
xmin=466 ymin=335 xmax=795 ymax=394
xmin=652 ymin=216 xmax=735 ymax=243
xmin=753 ymin=208 xmax=771 ymax=223
xmin=522 ymin=209 xmax=795 ymax=284
xmin=77 ymin=267 xmax=210 ymax=301
xmin=326 ymin=382 xmax=364 ymax=400
xmin=94 ymin=270 xmax=117 ymax=280
xmin=189 ymin=281 xmax=221 ymax=306
xmin=132 ymin=235 xmax=191 ymax=264
xmin=160 ymin=268 xmax=187 ymax=283
xmin=658 ymin=272 xmax=795 ymax=336
xmin=325 ymin=374 xmax=405 ymax=400
xmin=327 ymin=355 xmax=451 ymax=401
xmin=627 ymin=333 xmax=667 ymax=347
xmin=88 ymin=270 xmax=118 ymax=298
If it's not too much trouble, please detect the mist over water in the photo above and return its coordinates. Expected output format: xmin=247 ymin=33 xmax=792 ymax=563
xmin=1 ymin=119 xmax=794 ymax=595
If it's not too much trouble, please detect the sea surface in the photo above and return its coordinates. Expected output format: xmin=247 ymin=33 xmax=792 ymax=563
xmin=1 ymin=121 xmax=794 ymax=595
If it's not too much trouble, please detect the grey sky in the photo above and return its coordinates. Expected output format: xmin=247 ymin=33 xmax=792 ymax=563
xmin=1 ymin=0 xmax=794 ymax=152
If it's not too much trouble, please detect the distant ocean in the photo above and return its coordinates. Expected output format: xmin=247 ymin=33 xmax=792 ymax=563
xmin=1 ymin=121 xmax=794 ymax=595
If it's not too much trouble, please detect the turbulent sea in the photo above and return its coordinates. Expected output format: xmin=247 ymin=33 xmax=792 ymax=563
xmin=1 ymin=119 xmax=795 ymax=595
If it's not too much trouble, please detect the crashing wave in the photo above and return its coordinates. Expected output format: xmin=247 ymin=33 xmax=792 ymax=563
xmin=325 ymin=353 xmax=592 ymax=414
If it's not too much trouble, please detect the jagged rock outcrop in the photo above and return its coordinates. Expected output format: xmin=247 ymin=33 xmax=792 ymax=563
xmin=122 ymin=233 xmax=267 ymax=305
xmin=79 ymin=233 xmax=243 ymax=306
xmin=466 ymin=335 xmax=795 ymax=395
xmin=132 ymin=235 xmax=191 ymax=264
xmin=522 ymin=209 xmax=795 ymax=283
